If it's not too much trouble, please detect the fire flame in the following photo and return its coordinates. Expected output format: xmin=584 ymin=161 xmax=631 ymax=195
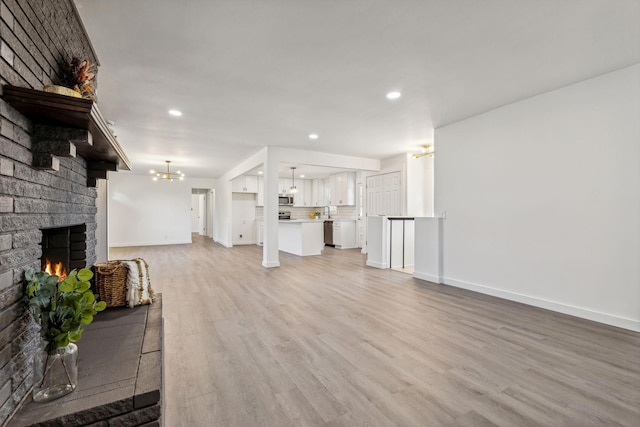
xmin=43 ymin=259 xmax=67 ymax=281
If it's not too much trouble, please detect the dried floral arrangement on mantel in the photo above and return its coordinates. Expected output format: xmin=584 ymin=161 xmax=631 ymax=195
xmin=43 ymin=57 xmax=97 ymax=102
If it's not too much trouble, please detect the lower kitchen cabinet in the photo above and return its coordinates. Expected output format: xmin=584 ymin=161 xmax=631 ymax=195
xmin=333 ymin=220 xmax=357 ymax=249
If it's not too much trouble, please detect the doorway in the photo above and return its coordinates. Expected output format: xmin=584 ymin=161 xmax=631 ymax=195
xmin=191 ymin=188 xmax=213 ymax=237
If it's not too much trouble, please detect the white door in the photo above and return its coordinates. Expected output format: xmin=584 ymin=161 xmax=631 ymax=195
xmin=209 ymin=190 xmax=215 ymax=239
xmin=190 ymin=194 xmax=200 ymax=232
xmin=198 ymin=194 xmax=206 ymax=235
xmin=366 ymin=171 xmax=401 ymax=216
xmin=357 ymin=182 xmax=364 ymax=249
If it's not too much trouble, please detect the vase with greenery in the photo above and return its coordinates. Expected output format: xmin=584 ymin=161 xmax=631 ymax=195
xmin=24 ymin=267 xmax=106 ymax=402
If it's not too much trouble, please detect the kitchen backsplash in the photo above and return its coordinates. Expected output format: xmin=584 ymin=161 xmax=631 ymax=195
xmin=256 ymin=206 xmax=357 ymax=220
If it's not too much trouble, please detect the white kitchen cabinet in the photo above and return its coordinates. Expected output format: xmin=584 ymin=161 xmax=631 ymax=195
xmin=327 ymin=175 xmax=336 ymax=205
xmin=279 ymin=220 xmax=324 ymax=256
xmin=293 ymin=179 xmax=305 ymax=206
xmin=293 ymin=179 xmax=314 ymax=206
xmin=332 ymin=220 xmax=341 ymax=246
xmin=304 ymin=180 xmax=314 ymax=206
xmin=333 ymin=220 xmax=357 ymax=249
xmin=312 ymin=179 xmax=327 ymax=206
xmin=232 ymin=175 xmax=258 ymax=193
xmin=279 ymin=178 xmax=293 ymax=195
xmin=256 ymin=176 xmax=264 ymax=206
xmin=323 ymin=179 xmax=331 ymax=206
xmin=328 ymin=172 xmax=355 ymax=206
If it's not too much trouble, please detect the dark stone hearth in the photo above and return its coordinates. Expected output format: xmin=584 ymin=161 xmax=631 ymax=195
xmin=8 ymin=295 xmax=163 ymax=427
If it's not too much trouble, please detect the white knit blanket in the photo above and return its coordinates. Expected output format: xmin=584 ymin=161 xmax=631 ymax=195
xmin=122 ymin=259 xmax=153 ymax=307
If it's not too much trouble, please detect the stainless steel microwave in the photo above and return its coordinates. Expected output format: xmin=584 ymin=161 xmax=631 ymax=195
xmin=278 ymin=195 xmax=294 ymax=206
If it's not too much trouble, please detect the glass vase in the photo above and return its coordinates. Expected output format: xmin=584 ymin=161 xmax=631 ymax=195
xmin=32 ymin=343 xmax=78 ymax=402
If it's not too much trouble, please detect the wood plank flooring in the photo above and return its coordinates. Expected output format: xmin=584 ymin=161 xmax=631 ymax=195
xmin=111 ymin=235 xmax=640 ymax=427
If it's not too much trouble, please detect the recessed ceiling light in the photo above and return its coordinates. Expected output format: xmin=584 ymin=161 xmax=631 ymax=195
xmin=309 ymin=134 xmax=319 ymax=140
xmin=258 ymin=171 xmax=263 ymax=175
xmin=169 ymin=109 xmax=183 ymax=117
xmin=386 ymin=91 xmax=401 ymax=100
xmin=300 ymin=174 xmax=305 ymax=178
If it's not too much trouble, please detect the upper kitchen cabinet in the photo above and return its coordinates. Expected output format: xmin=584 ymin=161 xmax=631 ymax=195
xmin=329 ymin=172 xmax=356 ymax=206
xmin=312 ymin=179 xmax=327 ymax=206
xmin=304 ymin=181 xmax=314 ymax=207
xmin=292 ymin=179 xmax=303 ymax=206
xmin=232 ymin=175 xmax=258 ymax=193
xmin=293 ymin=179 xmax=314 ymax=207
xmin=279 ymin=178 xmax=293 ymax=195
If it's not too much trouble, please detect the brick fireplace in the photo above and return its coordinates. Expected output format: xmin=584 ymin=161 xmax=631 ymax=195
xmin=0 ymin=0 xmax=127 ymax=423
xmin=41 ymin=223 xmax=89 ymax=276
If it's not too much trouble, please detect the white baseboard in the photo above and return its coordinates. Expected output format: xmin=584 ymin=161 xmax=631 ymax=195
xmin=262 ymin=260 xmax=280 ymax=268
xmin=413 ymin=271 xmax=441 ymax=284
xmin=366 ymin=260 xmax=387 ymax=269
xmin=442 ymin=276 xmax=640 ymax=332
xmin=214 ymin=239 xmax=232 ymax=248
xmin=233 ymin=241 xmax=257 ymax=245
xmin=110 ymin=239 xmax=192 ymax=248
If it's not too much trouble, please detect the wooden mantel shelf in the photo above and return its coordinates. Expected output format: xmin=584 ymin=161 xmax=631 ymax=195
xmin=2 ymin=85 xmax=131 ymax=171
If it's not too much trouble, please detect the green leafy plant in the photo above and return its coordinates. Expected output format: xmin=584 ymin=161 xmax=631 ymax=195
xmin=25 ymin=268 xmax=107 ymax=354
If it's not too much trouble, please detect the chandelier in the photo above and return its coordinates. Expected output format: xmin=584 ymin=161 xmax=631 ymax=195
xmin=412 ymin=144 xmax=435 ymax=159
xmin=150 ymin=160 xmax=185 ymax=181
xmin=290 ymin=167 xmax=298 ymax=194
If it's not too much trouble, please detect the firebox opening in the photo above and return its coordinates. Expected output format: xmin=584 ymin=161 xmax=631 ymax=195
xmin=40 ymin=224 xmax=88 ymax=278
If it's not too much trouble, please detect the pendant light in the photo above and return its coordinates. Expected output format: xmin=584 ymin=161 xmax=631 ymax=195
xmin=412 ymin=144 xmax=435 ymax=159
xmin=150 ymin=160 xmax=185 ymax=181
xmin=290 ymin=167 xmax=298 ymax=194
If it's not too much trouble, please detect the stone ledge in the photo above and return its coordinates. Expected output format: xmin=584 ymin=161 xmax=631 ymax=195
xmin=8 ymin=294 xmax=163 ymax=427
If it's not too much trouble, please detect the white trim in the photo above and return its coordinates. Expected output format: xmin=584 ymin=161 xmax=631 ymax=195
xmin=413 ymin=272 xmax=441 ymax=283
xmin=262 ymin=260 xmax=280 ymax=268
xmin=214 ymin=239 xmax=232 ymax=248
xmin=442 ymin=276 xmax=640 ymax=332
xmin=366 ymin=260 xmax=387 ymax=269
xmin=110 ymin=239 xmax=192 ymax=248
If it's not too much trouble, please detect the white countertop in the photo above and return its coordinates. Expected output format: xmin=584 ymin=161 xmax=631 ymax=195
xmin=279 ymin=219 xmax=325 ymax=223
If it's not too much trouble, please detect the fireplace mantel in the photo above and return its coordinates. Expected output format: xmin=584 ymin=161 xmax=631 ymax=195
xmin=2 ymin=85 xmax=131 ymax=182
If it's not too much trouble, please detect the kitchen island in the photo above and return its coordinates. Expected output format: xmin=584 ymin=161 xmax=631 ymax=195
xmin=279 ymin=219 xmax=324 ymax=256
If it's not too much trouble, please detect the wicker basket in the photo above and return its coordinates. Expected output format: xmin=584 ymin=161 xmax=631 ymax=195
xmin=93 ymin=261 xmax=128 ymax=307
xmin=42 ymin=84 xmax=82 ymax=98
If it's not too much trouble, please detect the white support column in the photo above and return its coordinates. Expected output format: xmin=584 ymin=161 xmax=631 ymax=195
xmin=262 ymin=157 xmax=280 ymax=268
xmin=95 ymin=178 xmax=109 ymax=261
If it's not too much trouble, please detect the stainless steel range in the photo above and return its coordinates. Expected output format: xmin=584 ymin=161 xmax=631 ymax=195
xmin=278 ymin=211 xmax=291 ymax=220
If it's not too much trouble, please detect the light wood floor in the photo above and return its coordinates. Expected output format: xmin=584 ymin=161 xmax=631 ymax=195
xmin=111 ymin=235 xmax=640 ymax=427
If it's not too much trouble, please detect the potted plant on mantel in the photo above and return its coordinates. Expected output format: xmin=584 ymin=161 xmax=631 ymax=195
xmin=42 ymin=57 xmax=97 ymax=101
xmin=24 ymin=268 xmax=106 ymax=402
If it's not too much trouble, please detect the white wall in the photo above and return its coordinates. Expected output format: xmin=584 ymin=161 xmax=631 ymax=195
xmin=95 ymin=178 xmax=109 ymax=261
xmin=109 ymin=173 xmax=217 ymax=247
xmin=407 ymin=155 xmax=434 ymax=217
xmin=434 ymin=64 xmax=640 ymax=331
xmin=232 ymin=193 xmax=256 ymax=245
xmin=375 ymin=153 xmax=435 ymax=217
xmin=413 ymin=217 xmax=443 ymax=284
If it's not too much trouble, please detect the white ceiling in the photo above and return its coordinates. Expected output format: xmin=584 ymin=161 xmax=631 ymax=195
xmin=74 ymin=0 xmax=640 ymax=179
xmin=244 ymin=163 xmax=353 ymax=180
